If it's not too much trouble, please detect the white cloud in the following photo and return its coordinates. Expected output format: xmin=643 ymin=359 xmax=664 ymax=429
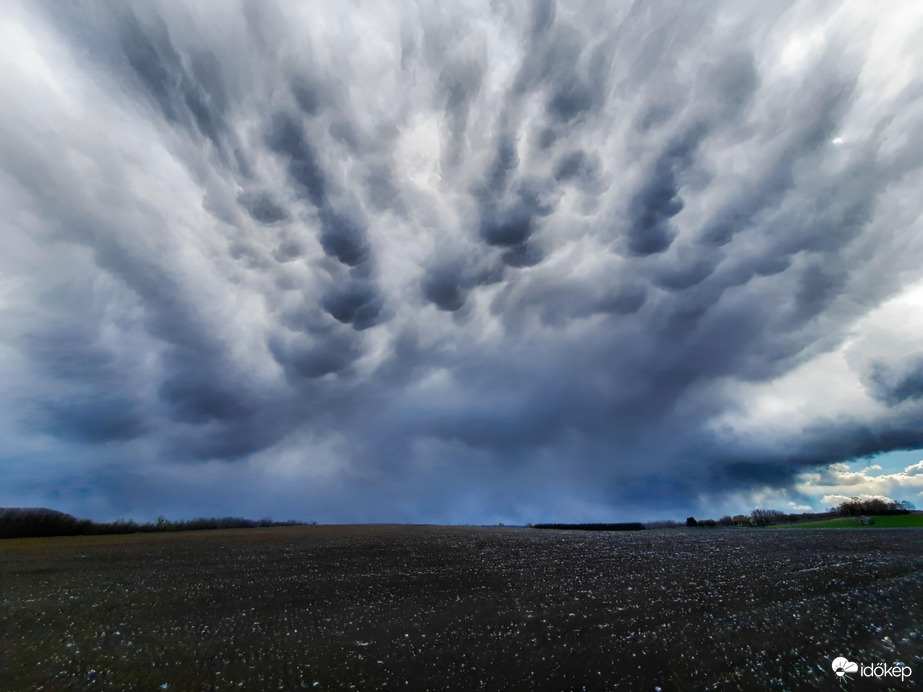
xmin=799 ymin=460 xmax=923 ymax=505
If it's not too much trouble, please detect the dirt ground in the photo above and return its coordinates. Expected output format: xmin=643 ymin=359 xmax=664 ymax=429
xmin=1 ymin=525 xmax=921 ymax=690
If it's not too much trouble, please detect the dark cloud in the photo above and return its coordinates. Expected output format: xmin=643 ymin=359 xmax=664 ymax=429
xmin=501 ymin=242 xmax=543 ymax=269
xmin=553 ymin=150 xmax=586 ymax=181
xmin=266 ymin=113 xmax=328 ymax=207
xmin=317 ymin=209 xmax=370 ymax=267
xmin=480 ymin=205 xmax=533 ymax=247
xmin=439 ymin=57 xmax=484 ymax=166
xmin=19 ymin=309 xmax=150 ymax=445
xmin=41 ymin=397 xmax=147 ymax=444
xmin=2 ymin=0 xmax=922 ymax=523
xmin=159 ymin=371 xmax=255 ymax=424
xmin=491 ymin=273 xmax=647 ymax=328
xmin=650 ymin=247 xmax=719 ymax=292
xmin=866 ymin=357 xmax=923 ymax=406
xmin=547 ymin=81 xmax=595 ymax=123
xmin=422 ymin=260 xmax=472 ymax=312
xmin=113 ymin=9 xmax=233 ymax=154
xmin=321 ymin=280 xmax=385 ymax=330
xmin=365 ymin=163 xmax=404 ymax=213
xmin=119 ymin=10 xmax=184 ymax=123
xmin=530 ymin=0 xmax=556 ymax=38
xmin=625 ymin=125 xmax=706 ymax=256
xmin=237 ymin=191 xmax=289 ymax=225
xmin=268 ymin=329 xmax=362 ymax=381
xmin=485 ymin=134 xmax=519 ymax=192
xmin=291 ymin=77 xmax=326 ymax=116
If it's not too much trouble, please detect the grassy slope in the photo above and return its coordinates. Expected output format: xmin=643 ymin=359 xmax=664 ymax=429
xmin=788 ymin=513 xmax=923 ymax=528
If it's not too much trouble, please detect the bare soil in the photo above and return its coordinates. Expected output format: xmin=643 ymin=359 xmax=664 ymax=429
xmin=1 ymin=525 xmax=921 ymax=690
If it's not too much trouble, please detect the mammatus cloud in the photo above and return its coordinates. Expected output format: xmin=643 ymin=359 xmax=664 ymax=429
xmin=1 ymin=0 xmax=922 ymax=522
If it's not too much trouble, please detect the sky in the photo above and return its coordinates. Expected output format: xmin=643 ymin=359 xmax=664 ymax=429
xmin=1 ymin=1 xmax=923 ymax=524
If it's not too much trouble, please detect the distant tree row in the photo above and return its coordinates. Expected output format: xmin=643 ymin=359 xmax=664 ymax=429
xmin=679 ymin=499 xmax=917 ymax=529
xmin=836 ymin=497 xmax=913 ymax=516
xmin=685 ymin=511 xmax=779 ymax=527
xmin=0 ymin=507 xmax=304 ymax=540
xmin=685 ymin=509 xmax=832 ymax=528
xmin=532 ymin=522 xmax=646 ymax=531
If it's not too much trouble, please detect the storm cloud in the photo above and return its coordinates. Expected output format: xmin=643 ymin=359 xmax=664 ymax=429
xmin=1 ymin=0 xmax=922 ymax=523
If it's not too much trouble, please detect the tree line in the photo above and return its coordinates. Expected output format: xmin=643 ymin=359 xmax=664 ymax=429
xmin=532 ymin=522 xmax=646 ymax=531
xmin=834 ymin=497 xmax=913 ymax=516
xmin=0 ymin=507 xmax=304 ymax=539
xmin=682 ymin=497 xmax=915 ymax=528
